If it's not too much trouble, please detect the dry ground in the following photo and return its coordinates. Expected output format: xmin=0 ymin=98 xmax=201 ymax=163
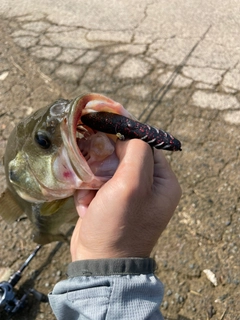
xmin=0 ymin=16 xmax=239 ymax=320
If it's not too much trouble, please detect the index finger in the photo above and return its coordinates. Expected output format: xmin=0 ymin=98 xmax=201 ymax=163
xmin=153 ymin=149 xmax=182 ymax=201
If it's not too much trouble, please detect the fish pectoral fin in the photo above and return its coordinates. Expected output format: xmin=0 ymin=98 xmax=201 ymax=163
xmin=40 ymin=198 xmax=68 ymax=216
xmin=0 ymin=188 xmax=24 ymax=223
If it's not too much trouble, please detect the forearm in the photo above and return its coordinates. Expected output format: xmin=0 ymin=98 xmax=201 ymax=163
xmin=48 ymin=258 xmax=164 ymax=320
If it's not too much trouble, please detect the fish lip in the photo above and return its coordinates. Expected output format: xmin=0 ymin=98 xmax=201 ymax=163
xmin=60 ymin=94 xmax=96 ymax=184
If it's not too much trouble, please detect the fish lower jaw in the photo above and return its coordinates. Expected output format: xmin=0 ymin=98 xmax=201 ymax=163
xmin=14 ymin=181 xmax=76 ymax=202
xmin=15 ymin=188 xmax=45 ymax=203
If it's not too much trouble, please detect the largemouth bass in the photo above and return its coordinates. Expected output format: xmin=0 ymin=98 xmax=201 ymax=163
xmin=0 ymin=93 xmax=181 ymax=244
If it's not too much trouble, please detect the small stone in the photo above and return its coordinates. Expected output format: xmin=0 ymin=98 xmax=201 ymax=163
xmin=175 ymin=293 xmax=180 ymax=300
xmin=174 ymin=292 xmax=184 ymax=303
xmin=163 ymin=261 xmax=168 ymax=268
xmin=207 ymin=305 xmax=216 ymax=317
xmin=0 ymin=71 xmax=9 ymax=81
xmin=166 ymin=289 xmax=172 ymax=296
xmin=161 ymin=301 xmax=168 ymax=310
xmin=203 ymin=269 xmax=218 ymax=286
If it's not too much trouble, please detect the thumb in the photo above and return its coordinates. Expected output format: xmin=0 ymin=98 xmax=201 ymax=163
xmin=74 ymin=189 xmax=96 ymax=217
xmin=113 ymin=139 xmax=154 ymax=191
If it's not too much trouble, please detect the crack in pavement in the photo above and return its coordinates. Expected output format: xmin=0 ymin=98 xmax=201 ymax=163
xmin=138 ymin=25 xmax=212 ymax=122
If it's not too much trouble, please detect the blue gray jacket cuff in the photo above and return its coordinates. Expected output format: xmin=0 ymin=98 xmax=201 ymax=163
xmin=67 ymin=257 xmax=157 ymax=277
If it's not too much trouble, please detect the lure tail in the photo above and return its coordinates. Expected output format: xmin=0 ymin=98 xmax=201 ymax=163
xmin=81 ymin=112 xmax=182 ymax=151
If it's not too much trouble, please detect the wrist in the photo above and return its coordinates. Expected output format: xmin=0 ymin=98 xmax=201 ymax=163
xmin=71 ymin=247 xmax=152 ymax=262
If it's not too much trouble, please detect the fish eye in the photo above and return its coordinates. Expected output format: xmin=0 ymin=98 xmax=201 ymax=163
xmin=34 ymin=132 xmax=51 ymax=149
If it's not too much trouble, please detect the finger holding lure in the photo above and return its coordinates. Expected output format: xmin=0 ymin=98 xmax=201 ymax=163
xmin=81 ymin=112 xmax=182 ymax=151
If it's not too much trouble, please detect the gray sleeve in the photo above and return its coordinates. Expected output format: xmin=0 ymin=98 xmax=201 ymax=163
xmin=48 ymin=258 xmax=164 ymax=320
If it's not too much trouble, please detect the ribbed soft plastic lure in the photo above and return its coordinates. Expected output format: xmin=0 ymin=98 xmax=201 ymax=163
xmin=81 ymin=112 xmax=182 ymax=151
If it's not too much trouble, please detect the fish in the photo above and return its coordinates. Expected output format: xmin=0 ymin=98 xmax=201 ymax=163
xmin=0 ymin=93 xmax=181 ymax=244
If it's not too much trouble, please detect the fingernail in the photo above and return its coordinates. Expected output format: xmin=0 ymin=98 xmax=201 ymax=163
xmin=77 ymin=204 xmax=87 ymax=218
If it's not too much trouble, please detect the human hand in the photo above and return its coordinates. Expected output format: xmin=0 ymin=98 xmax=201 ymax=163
xmin=71 ymin=139 xmax=182 ymax=261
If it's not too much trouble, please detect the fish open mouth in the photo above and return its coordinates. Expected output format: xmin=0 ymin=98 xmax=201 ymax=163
xmin=75 ymin=124 xmax=118 ymax=177
xmin=57 ymin=93 xmax=131 ymax=189
xmin=76 ymin=94 xmax=134 ymax=177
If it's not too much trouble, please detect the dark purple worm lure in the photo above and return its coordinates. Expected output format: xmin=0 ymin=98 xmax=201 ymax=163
xmin=81 ymin=112 xmax=182 ymax=151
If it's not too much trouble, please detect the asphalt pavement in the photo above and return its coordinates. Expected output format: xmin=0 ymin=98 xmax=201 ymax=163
xmin=0 ymin=1 xmax=239 ymax=319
